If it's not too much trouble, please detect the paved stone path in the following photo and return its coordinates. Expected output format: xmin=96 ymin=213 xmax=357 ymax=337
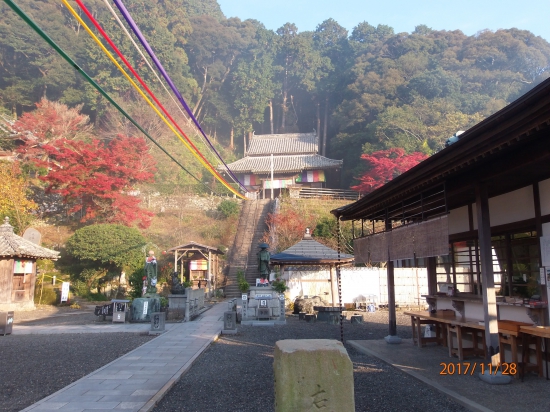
xmin=21 ymin=302 xmax=227 ymax=412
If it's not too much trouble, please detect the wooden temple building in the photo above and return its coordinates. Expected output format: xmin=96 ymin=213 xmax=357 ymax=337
xmin=223 ymin=132 xmax=343 ymax=198
xmin=0 ymin=217 xmax=59 ymax=311
xmin=332 ymin=76 xmax=550 ymax=371
xmin=165 ymin=242 xmax=224 ymax=291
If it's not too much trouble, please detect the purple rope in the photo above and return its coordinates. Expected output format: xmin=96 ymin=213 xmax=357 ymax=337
xmin=112 ymin=0 xmax=247 ymax=192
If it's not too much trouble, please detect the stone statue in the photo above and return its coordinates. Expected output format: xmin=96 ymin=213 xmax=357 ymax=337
xmin=170 ymin=271 xmax=186 ymax=295
xmin=144 ymin=250 xmax=158 ymax=295
xmin=257 ymin=242 xmax=271 ymax=282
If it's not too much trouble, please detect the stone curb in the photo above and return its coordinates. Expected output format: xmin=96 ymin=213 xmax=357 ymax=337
xmin=347 ymin=340 xmax=495 ymax=412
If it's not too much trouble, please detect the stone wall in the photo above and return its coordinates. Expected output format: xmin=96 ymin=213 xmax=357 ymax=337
xmin=283 ymin=267 xmax=429 ymax=307
xmin=167 ymin=287 xmax=205 ymax=321
xmin=140 ymin=192 xmax=242 ymax=214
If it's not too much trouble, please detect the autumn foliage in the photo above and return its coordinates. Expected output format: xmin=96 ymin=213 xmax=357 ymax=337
xmin=37 ymin=135 xmax=156 ymax=228
xmin=264 ymin=208 xmax=316 ymax=252
xmin=14 ymin=99 xmax=93 ymax=162
xmin=352 ymin=148 xmax=427 ymax=194
xmin=0 ymin=161 xmax=37 ymax=234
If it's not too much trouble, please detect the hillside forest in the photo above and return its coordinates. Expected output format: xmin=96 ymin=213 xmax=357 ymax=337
xmin=1 ymin=1 xmax=550 ymax=298
xmin=2 ymin=0 xmax=550 ymax=187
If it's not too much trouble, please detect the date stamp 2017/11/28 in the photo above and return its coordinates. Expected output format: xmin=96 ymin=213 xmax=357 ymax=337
xmin=440 ymin=362 xmax=517 ymax=375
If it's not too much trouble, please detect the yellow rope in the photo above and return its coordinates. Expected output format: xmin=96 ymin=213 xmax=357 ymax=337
xmin=61 ymin=0 xmax=245 ymax=199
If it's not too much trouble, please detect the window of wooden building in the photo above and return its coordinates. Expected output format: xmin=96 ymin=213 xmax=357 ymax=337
xmin=435 ymin=230 xmax=540 ymax=298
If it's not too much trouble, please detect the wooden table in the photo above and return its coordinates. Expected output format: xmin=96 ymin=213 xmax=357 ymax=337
xmin=404 ymin=311 xmax=454 ymax=348
xmin=519 ymin=326 xmax=548 ymax=378
xmin=445 ymin=318 xmax=486 ymax=361
xmin=405 ymin=311 xmax=533 ymax=364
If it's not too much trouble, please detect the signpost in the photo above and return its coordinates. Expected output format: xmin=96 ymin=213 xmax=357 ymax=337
xmin=60 ymin=282 xmax=70 ymax=303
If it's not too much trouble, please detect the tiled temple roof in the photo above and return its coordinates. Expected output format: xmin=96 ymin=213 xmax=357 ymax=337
xmin=271 ymin=232 xmax=354 ymax=264
xmin=0 ymin=218 xmax=59 ymax=259
xmin=246 ymin=132 xmax=318 ymax=155
xmin=224 ymin=154 xmax=342 ymax=174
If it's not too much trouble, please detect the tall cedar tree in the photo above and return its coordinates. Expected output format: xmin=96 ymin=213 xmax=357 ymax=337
xmin=352 ymin=148 xmax=427 ymax=193
xmin=37 ymin=135 xmax=156 ymax=228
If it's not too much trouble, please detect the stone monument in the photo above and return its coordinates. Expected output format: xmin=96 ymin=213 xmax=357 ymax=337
xmin=131 ymin=250 xmax=160 ymax=322
xmin=273 ymin=339 xmax=355 ymax=412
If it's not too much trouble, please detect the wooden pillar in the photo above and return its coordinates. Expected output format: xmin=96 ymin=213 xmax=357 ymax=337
xmin=181 ymin=256 xmax=185 ymax=283
xmin=427 ymin=257 xmax=437 ymax=296
xmin=330 ymin=265 xmax=338 ymax=307
xmin=533 ymin=183 xmax=549 ymax=326
xmin=208 ymin=250 xmax=212 ymax=297
xmin=475 ymin=182 xmax=499 ymax=365
xmin=174 ymin=250 xmax=180 ymax=283
xmin=387 ymin=260 xmax=397 ymax=336
xmin=385 ymin=215 xmax=399 ymax=341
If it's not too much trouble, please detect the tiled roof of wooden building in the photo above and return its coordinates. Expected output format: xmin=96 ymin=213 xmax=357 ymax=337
xmin=225 ymin=154 xmax=342 ymax=174
xmin=246 ymin=132 xmax=318 ymax=155
xmin=0 ymin=218 xmax=59 ymax=259
xmin=271 ymin=231 xmax=354 ymax=264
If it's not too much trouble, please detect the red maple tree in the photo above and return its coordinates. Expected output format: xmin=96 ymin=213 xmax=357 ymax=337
xmin=37 ymin=135 xmax=156 ymax=228
xmin=14 ymin=99 xmax=93 ymax=162
xmin=352 ymin=148 xmax=427 ymax=194
xmin=263 ymin=208 xmax=316 ymax=252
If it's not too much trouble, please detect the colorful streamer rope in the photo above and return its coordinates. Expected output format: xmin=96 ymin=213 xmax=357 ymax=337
xmin=2 ymin=0 xmax=213 ymax=194
xmin=61 ymin=0 xmax=245 ymax=199
xmin=111 ymin=0 xmax=247 ymax=193
xmin=100 ymin=0 xmax=231 ymax=181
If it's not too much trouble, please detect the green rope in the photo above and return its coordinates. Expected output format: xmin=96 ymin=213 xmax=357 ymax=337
xmin=3 ymin=0 xmax=213 ymax=192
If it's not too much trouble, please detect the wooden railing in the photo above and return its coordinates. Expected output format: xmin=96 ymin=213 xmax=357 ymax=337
xmin=297 ymin=187 xmax=362 ymax=200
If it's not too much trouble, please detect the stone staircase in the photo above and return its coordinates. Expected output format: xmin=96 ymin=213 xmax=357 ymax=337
xmin=224 ymin=199 xmax=272 ymax=297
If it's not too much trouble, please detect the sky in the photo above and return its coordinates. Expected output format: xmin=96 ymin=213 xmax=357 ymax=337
xmin=216 ymin=0 xmax=550 ymax=42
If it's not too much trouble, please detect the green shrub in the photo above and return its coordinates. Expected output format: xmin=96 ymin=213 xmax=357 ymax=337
xmin=87 ymin=292 xmax=109 ymax=301
xmin=272 ymin=278 xmax=289 ymax=294
xmin=64 ymin=224 xmax=147 ymax=296
xmin=217 ymin=200 xmax=240 ymax=219
xmin=236 ymin=269 xmax=249 ymax=293
xmin=128 ymin=268 xmax=145 ymax=299
xmin=34 ymin=285 xmax=59 ymax=305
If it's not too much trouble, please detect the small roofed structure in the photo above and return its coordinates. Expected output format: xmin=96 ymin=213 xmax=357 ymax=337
xmin=270 ymin=229 xmax=354 ymax=306
xmin=222 ymin=132 xmax=343 ymax=198
xmin=0 ymin=217 xmax=59 ymax=310
xmin=165 ymin=242 xmax=224 ymax=292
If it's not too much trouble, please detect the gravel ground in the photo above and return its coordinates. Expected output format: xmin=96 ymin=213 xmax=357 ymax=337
xmin=0 ymin=307 xmax=154 ymax=412
xmin=154 ymin=311 xmax=467 ymax=412
xmin=13 ymin=304 xmax=105 ymax=326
